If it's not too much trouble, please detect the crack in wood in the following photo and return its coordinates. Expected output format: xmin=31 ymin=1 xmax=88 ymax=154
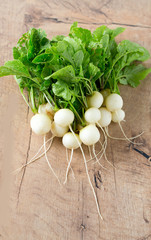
xmin=111 ymin=22 xmax=151 ymax=29
xmin=94 ymin=171 xmax=103 ymax=189
xmin=17 ymin=128 xmax=32 ymax=206
xmin=40 ymin=16 xmax=151 ymax=29
xmin=81 ymin=180 xmax=84 ymax=240
xmin=133 ymin=147 xmax=151 ymax=167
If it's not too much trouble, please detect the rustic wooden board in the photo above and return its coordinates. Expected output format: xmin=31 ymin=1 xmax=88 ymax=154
xmin=0 ymin=0 xmax=151 ymax=239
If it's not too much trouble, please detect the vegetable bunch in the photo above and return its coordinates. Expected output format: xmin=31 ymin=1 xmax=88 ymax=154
xmin=0 ymin=22 xmax=150 ymax=130
xmin=1 ymin=23 xmax=150 ymax=219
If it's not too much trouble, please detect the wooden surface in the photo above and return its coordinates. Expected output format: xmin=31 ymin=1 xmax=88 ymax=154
xmin=0 ymin=0 xmax=151 ymax=239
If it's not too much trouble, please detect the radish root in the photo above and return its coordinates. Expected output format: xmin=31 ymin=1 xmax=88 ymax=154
xmin=13 ymin=136 xmax=54 ymax=174
xmin=92 ymin=144 xmax=108 ymax=171
xmin=44 ymin=135 xmax=61 ymax=185
xmin=64 ymin=148 xmax=74 ymax=184
xmin=118 ymin=121 xmax=143 ymax=145
xmin=105 ymin=126 xmax=144 ymax=142
xmin=66 ymin=148 xmax=75 ymax=180
xmin=69 ymin=125 xmax=103 ymax=220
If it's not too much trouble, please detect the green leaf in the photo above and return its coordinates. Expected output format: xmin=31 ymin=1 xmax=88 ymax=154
xmin=117 ymin=40 xmax=150 ymax=63
xmin=56 ymin=41 xmax=75 ymax=65
xmin=122 ymin=64 xmax=151 ymax=87
xmin=51 ymin=35 xmax=65 ymax=42
xmin=93 ymin=26 xmax=125 ymax=41
xmin=93 ymin=25 xmax=108 ymax=41
xmin=88 ymin=63 xmax=100 ymax=78
xmin=32 ymin=53 xmax=53 ymax=64
xmin=49 ymin=65 xmax=77 ymax=83
xmin=64 ymin=37 xmax=82 ymax=52
xmin=40 ymin=80 xmax=51 ymax=91
xmin=69 ymin=23 xmax=92 ymax=46
xmin=73 ymin=50 xmax=84 ymax=68
xmin=13 ymin=47 xmax=21 ymax=59
xmin=111 ymin=27 xmax=125 ymax=38
xmin=27 ymin=29 xmax=41 ymax=60
xmin=118 ymin=78 xmax=128 ymax=85
xmin=41 ymin=63 xmax=52 ymax=78
xmin=0 ymin=60 xmax=30 ymax=78
xmin=52 ymin=80 xmax=72 ymax=100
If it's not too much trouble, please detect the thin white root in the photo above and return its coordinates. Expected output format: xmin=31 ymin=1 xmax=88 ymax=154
xmin=87 ymin=142 xmax=105 ymax=163
xmin=92 ymin=145 xmax=108 ymax=171
xmin=44 ymin=135 xmax=61 ymax=185
xmin=96 ymin=140 xmax=107 ymax=164
xmin=105 ymin=126 xmax=144 ymax=141
xmin=64 ymin=148 xmax=74 ymax=184
xmin=88 ymin=146 xmax=93 ymax=159
xmin=69 ymin=125 xmax=103 ymax=220
xmin=12 ymin=136 xmax=54 ymax=174
xmin=93 ymin=123 xmax=107 ymax=164
xmin=66 ymin=148 xmax=75 ymax=180
xmin=99 ymin=140 xmax=115 ymax=169
xmin=118 ymin=122 xmax=143 ymax=145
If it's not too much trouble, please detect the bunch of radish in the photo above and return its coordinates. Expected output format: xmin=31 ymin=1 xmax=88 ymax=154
xmin=1 ymin=23 xmax=150 ymax=220
xmin=29 ymin=90 xmax=135 ymax=219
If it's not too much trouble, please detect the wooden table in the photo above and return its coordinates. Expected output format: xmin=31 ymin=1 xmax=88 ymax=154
xmin=0 ymin=0 xmax=151 ymax=239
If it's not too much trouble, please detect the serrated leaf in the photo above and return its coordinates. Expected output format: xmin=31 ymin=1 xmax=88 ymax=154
xmin=122 ymin=64 xmax=151 ymax=87
xmin=49 ymin=65 xmax=78 ymax=83
xmin=52 ymin=80 xmax=71 ymax=100
xmin=32 ymin=53 xmax=53 ymax=64
xmin=0 ymin=60 xmax=30 ymax=78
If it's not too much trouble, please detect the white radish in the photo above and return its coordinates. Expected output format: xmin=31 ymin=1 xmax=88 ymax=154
xmin=30 ymin=113 xmax=52 ymax=135
xmin=106 ymin=93 xmax=123 ymax=112
xmin=84 ymin=107 xmax=101 ymax=124
xmin=38 ymin=103 xmax=54 ymax=115
xmin=79 ymin=124 xmax=100 ymax=146
xmin=54 ymin=109 xmax=74 ymax=127
xmin=98 ymin=107 xmax=112 ymax=127
xmin=38 ymin=103 xmax=54 ymax=120
xmin=51 ymin=122 xmax=69 ymax=137
xmin=86 ymin=91 xmax=103 ymax=108
xmin=62 ymin=132 xmax=82 ymax=149
xmin=112 ymin=109 xmax=125 ymax=123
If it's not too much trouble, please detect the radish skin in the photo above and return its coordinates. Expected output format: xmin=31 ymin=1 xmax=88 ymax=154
xmin=30 ymin=113 xmax=52 ymax=135
xmin=98 ymin=107 xmax=112 ymax=127
xmin=79 ymin=124 xmax=100 ymax=146
xmin=84 ymin=107 xmax=101 ymax=124
xmin=62 ymin=132 xmax=81 ymax=149
xmin=87 ymin=91 xmax=103 ymax=108
xmin=106 ymin=93 xmax=123 ymax=112
xmin=51 ymin=122 xmax=69 ymax=137
xmin=54 ymin=109 xmax=74 ymax=127
xmin=112 ymin=109 xmax=125 ymax=123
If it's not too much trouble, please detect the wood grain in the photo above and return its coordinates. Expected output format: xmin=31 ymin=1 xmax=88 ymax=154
xmin=0 ymin=0 xmax=151 ymax=239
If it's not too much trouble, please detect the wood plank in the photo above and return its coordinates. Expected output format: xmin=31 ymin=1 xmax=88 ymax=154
xmin=0 ymin=0 xmax=151 ymax=239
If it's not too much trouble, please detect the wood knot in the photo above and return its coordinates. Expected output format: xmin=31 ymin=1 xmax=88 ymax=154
xmin=80 ymin=224 xmax=86 ymax=231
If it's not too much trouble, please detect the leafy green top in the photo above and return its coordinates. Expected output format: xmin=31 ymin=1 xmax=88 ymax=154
xmin=0 ymin=22 xmax=150 ymax=127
